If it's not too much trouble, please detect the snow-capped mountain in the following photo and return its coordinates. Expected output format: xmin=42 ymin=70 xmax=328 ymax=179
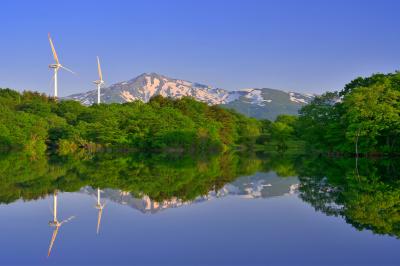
xmin=66 ymin=73 xmax=315 ymax=120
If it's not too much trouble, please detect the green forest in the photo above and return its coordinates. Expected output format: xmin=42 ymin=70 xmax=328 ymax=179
xmin=0 ymin=71 xmax=399 ymax=156
xmin=0 ymin=90 xmax=263 ymax=155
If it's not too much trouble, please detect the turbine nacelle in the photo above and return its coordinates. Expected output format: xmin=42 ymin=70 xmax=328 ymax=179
xmin=49 ymin=220 xmax=61 ymax=227
xmin=49 ymin=64 xmax=61 ymax=69
xmin=93 ymin=79 xmax=105 ymax=85
xmin=95 ymin=203 xmax=105 ymax=210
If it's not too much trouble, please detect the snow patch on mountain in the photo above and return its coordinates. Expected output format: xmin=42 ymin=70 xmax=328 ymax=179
xmin=289 ymin=92 xmax=314 ymax=104
xmin=242 ymin=89 xmax=272 ymax=106
xmin=121 ymin=91 xmax=136 ymax=102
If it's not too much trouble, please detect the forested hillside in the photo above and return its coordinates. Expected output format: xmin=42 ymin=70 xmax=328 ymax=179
xmin=0 ymin=89 xmax=262 ymax=155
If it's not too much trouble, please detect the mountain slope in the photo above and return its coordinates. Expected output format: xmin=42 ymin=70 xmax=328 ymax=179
xmin=66 ymin=73 xmax=314 ymax=120
xmin=223 ymin=88 xmax=314 ymax=120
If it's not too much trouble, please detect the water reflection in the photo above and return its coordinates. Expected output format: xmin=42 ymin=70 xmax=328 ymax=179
xmin=47 ymin=190 xmax=75 ymax=257
xmin=0 ymin=152 xmax=264 ymax=204
xmin=82 ymin=173 xmax=299 ymax=214
xmin=94 ymin=188 xmax=105 ymax=235
xmin=295 ymin=156 xmax=400 ymax=238
xmin=0 ymin=151 xmax=399 ymax=243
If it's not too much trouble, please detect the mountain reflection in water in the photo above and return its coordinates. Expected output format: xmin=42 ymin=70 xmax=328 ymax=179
xmin=81 ymin=173 xmax=299 ymax=214
xmin=0 ymin=151 xmax=399 ymax=263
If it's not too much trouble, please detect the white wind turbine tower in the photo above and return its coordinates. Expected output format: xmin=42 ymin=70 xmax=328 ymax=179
xmin=48 ymin=190 xmax=75 ymax=257
xmin=93 ymin=56 xmax=105 ymax=104
xmin=48 ymin=33 xmax=76 ymax=99
xmin=94 ymin=188 xmax=105 ymax=235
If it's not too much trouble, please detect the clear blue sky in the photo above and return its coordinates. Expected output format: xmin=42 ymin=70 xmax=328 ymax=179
xmin=0 ymin=0 xmax=399 ymax=96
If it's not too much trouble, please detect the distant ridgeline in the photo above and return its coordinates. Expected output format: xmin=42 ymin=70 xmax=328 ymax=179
xmin=0 ymin=71 xmax=399 ymax=156
xmin=65 ymin=72 xmax=314 ymax=121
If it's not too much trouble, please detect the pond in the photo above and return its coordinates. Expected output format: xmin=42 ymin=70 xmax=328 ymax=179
xmin=0 ymin=152 xmax=399 ymax=265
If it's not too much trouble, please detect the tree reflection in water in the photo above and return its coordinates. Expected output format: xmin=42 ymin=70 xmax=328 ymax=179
xmin=0 ymin=151 xmax=399 ymax=238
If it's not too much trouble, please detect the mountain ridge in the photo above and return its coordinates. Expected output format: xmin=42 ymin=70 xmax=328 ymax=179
xmin=66 ymin=72 xmax=315 ymax=120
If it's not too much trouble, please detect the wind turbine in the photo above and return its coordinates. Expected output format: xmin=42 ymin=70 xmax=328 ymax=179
xmin=48 ymin=33 xmax=76 ymax=99
xmin=48 ymin=191 xmax=75 ymax=257
xmin=94 ymin=188 xmax=105 ymax=235
xmin=93 ymin=56 xmax=105 ymax=104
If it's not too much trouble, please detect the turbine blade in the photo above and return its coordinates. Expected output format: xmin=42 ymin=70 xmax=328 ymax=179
xmin=60 ymin=215 xmax=75 ymax=225
xmin=60 ymin=65 xmax=77 ymax=75
xmin=47 ymin=227 xmax=59 ymax=257
xmin=48 ymin=33 xmax=60 ymax=65
xmin=97 ymin=56 xmax=103 ymax=81
xmin=97 ymin=208 xmax=103 ymax=235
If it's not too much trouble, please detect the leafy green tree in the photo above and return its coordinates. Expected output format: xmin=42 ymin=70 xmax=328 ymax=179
xmin=343 ymin=83 xmax=400 ymax=153
xmin=297 ymin=71 xmax=400 ymax=154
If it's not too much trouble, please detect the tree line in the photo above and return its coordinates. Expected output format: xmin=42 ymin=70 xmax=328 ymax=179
xmin=1 ymin=71 xmax=398 ymax=156
xmin=0 ymin=90 xmax=263 ymax=155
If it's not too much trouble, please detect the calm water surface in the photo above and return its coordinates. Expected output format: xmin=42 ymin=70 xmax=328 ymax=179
xmin=0 ymin=152 xmax=399 ymax=265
